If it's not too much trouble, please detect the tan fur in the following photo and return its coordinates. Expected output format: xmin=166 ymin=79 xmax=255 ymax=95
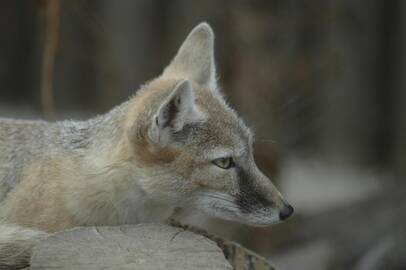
xmin=124 ymin=79 xmax=184 ymax=165
xmin=0 ymin=157 xmax=78 ymax=232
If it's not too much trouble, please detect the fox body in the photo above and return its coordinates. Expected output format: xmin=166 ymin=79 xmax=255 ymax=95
xmin=0 ymin=23 xmax=293 ymax=268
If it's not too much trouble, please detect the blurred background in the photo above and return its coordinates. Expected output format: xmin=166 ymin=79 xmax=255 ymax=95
xmin=1 ymin=1 xmax=405 ymax=269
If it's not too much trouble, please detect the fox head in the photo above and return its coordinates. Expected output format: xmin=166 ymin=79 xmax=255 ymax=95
xmin=122 ymin=23 xmax=293 ymax=226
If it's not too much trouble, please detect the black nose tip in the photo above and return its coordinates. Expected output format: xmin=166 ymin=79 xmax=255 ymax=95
xmin=279 ymin=204 xmax=294 ymax=221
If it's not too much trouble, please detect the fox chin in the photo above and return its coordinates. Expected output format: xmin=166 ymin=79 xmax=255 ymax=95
xmin=0 ymin=22 xmax=293 ymax=268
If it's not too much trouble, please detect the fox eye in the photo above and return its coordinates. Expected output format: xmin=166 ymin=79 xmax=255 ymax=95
xmin=212 ymin=157 xmax=235 ymax=169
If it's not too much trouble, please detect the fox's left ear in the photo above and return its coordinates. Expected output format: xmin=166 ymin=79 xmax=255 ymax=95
xmin=149 ymin=80 xmax=204 ymax=146
xmin=163 ymin=22 xmax=217 ymax=91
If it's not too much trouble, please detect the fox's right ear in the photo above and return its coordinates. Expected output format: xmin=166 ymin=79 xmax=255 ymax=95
xmin=162 ymin=23 xmax=217 ymax=91
xmin=149 ymin=80 xmax=205 ymax=146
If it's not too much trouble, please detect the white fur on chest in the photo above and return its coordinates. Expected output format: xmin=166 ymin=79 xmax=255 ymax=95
xmin=115 ymin=186 xmax=176 ymax=224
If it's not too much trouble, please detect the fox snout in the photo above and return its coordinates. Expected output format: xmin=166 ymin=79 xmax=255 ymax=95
xmin=233 ymin=165 xmax=294 ymax=225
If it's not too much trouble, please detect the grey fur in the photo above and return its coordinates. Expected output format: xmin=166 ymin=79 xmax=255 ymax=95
xmin=0 ymin=103 xmax=128 ymax=202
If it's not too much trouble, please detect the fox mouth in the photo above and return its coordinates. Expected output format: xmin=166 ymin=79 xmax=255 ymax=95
xmin=192 ymin=191 xmax=280 ymax=226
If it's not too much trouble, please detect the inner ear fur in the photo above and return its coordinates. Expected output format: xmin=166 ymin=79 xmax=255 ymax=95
xmin=149 ymin=80 xmax=205 ymax=146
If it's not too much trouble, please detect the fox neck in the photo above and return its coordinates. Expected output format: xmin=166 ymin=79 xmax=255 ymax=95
xmin=64 ymin=101 xmax=176 ymax=226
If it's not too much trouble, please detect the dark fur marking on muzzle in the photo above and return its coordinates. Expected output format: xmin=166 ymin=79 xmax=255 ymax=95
xmin=235 ymin=167 xmax=273 ymax=213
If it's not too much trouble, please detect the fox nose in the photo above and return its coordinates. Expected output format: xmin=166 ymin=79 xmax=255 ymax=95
xmin=279 ymin=204 xmax=294 ymax=221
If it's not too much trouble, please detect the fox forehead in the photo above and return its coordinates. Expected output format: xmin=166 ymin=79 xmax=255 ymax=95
xmin=192 ymin=86 xmax=254 ymax=155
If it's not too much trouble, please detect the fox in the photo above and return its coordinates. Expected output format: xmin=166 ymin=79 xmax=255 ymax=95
xmin=0 ymin=22 xmax=293 ymax=268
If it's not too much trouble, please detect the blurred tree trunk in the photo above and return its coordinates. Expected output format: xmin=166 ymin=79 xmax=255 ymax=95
xmin=96 ymin=0 xmax=167 ymax=111
xmin=51 ymin=1 xmax=101 ymax=114
xmin=319 ymin=1 xmax=382 ymax=166
xmin=393 ymin=1 xmax=406 ymax=178
xmin=0 ymin=1 xmax=39 ymax=107
xmin=318 ymin=0 xmax=406 ymax=172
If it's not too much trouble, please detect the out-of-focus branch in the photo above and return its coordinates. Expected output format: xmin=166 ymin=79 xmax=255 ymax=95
xmin=40 ymin=0 xmax=60 ymax=116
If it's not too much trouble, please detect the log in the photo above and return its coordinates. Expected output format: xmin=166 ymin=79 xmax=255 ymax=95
xmin=171 ymin=221 xmax=275 ymax=270
xmin=29 ymin=224 xmax=232 ymax=270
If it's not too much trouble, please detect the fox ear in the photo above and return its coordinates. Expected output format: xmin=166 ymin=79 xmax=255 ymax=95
xmin=150 ymin=80 xmax=204 ymax=146
xmin=163 ymin=22 xmax=217 ymax=91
